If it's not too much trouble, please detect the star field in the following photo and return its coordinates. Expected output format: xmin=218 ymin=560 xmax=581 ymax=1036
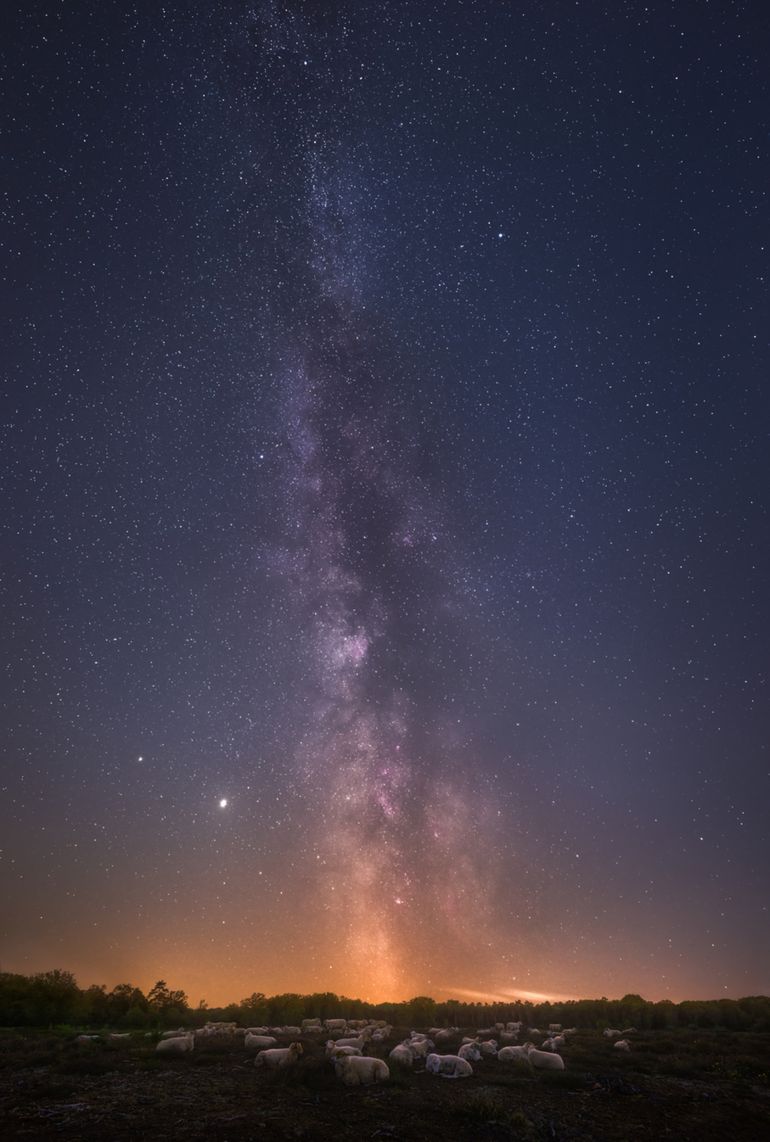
xmin=1 ymin=0 xmax=768 ymax=1005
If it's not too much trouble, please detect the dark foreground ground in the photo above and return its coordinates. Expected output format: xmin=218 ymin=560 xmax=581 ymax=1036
xmin=1 ymin=1027 xmax=769 ymax=1141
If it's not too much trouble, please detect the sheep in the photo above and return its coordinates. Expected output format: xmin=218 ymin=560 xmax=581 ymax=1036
xmin=433 ymin=1029 xmax=457 ymax=1045
xmin=245 ymin=1026 xmax=270 ymax=1036
xmin=161 ymin=1028 xmax=187 ymax=1039
xmin=525 ymin=1043 xmax=565 ymax=1070
xmin=328 ymin=1045 xmax=362 ymax=1059
xmin=333 ymin=1055 xmax=389 ymax=1086
xmin=528 ymin=1028 xmax=543 ymax=1037
xmin=506 ymin=1021 xmax=522 ymax=1033
xmin=497 ymin=1045 xmax=530 ymax=1062
xmin=76 ymin=1034 xmax=100 ymax=1043
xmin=302 ymin=1018 xmax=322 ymax=1031
xmin=478 ymin=1039 xmax=498 ymax=1057
xmin=614 ymin=1039 xmax=631 ymax=1052
xmin=325 ymin=1018 xmax=347 ymax=1032
xmin=389 ymin=1044 xmax=414 ymax=1066
xmin=109 ymin=1032 xmax=131 ymax=1041
xmin=245 ymin=1033 xmax=278 ymax=1051
xmin=461 ymin=1036 xmax=479 ymax=1045
xmin=329 ymin=1035 xmax=368 ymax=1052
xmin=548 ymin=1023 xmax=563 ymax=1033
xmin=255 ymin=1042 xmax=303 ymax=1069
xmin=603 ymin=1028 xmax=623 ymax=1039
xmin=156 ymin=1033 xmax=195 ymax=1055
xmin=425 ymin=1053 xmax=473 ymax=1078
xmin=458 ymin=1042 xmax=482 ymax=1063
xmin=499 ymin=1032 xmax=519 ymax=1044
xmin=407 ymin=1037 xmax=434 ymax=1059
xmin=621 ymin=1027 xmax=637 ymax=1035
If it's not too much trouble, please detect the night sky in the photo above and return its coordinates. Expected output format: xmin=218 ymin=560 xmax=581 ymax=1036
xmin=2 ymin=1 xmax=768 ymax=1007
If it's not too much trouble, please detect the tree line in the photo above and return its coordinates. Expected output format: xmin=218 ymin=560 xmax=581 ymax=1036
xmin=1 ymin=970 xmax=768 ymax=1031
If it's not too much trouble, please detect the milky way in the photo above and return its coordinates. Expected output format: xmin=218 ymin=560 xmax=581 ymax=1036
xmin=2 ymin=0 xmax=768 ymax=1005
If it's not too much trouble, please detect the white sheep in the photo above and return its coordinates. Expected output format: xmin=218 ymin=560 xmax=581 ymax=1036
xmin=525 ymin=1043 xmax=565 ymax=1070
xmin=407 ymin=1037 xmax=434 ymax=1059
xmin=458 ymin=1042 xmax=482 ymax=1062
xmin=160 ymin=1028 xmax=187 ymax=1039
xmin=333 ymin=1055 xmax=389 ymax=1086
xmin=497 ymin=1045 xmax=530 ymax=1062
xmin=109 ymin=1033 xmax=131 ymax=1041
xmin=425 ymin=1053 xmax=473 ymax=1078
xmin=245 ymin=1033 xmax=278 ymax=1050
xmin=603 ymin=1028 xmax=622 ymax=1039
xmin=156 ymin=1033 xmax=194 ymax=1055
xmin=389 ymin=1044 xmax=414 ymax=1066
xmin=254 ymin=1042 xmax=303 ymax=1069
xmin=614 ymin=1039 xmax=631 ymax=1052
xmin=325 ymin=1018 xmax=347 ymax=1032
xmin=478 ymin=1039 xmax=498 ymax=1057
xmin=302 ymin=1018 xmax=322 ymax=1031
xmin=76 ymin=1034 xmax=100 ymax=1043
xmin=328 ymin=1045 xmax=362 ymax=1058
xmin=548 ymin=1023 xmax=563 ymax=1032
xmin=329 ymin=1034 xmax=368 ymax=1052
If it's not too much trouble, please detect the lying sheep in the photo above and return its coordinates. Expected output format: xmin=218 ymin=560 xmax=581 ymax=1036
xmin=407 ymin=1037 xmax=433 ymax=1059
xmin=497 ymin=1045 xmax=530 ymax=1062
xmin=327 ymin=1035 xmax=368 ymax=1052
xmin=425 ymin=1053 xmax=473 ymax=1078
xmin=614 ymin=1039 xmax=631 ymax=1052
xmin=458 ymin=1042 xmax=482 ymax=1062
xmin=478 ymin=1039 xmax=498 ymax=1057
xmin=245 ymin=1033 xmax=278 ymax=1050
xmin=76 ymin=1034 xmax=100 ymax=1043
xmin=326 ymin=1042 xmax=362 ymax=1058
xmin=389 ymin=1044 xmax=414 ymax=1066
xmin=255 ymin=1042 xmax=303 ymax=1069
xmin=526 ymin=1043 xmax=565 ymax=1070
xmin=156 ymin=1033 xmax=195 ymax=1055
xmin=109 ymin=1033 xmax=131 ymax=1041
xmin=603 ymin=1028 xmax=623 ymax=1039
xmin=333 ymin=1055 xmax=389 ymax=1086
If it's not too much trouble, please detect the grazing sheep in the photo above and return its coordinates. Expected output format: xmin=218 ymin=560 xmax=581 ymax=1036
xmin=333 ymin=1055 xmax=389 ymax=1086
xmin=458 ymin=1042 xmax=482 ymax=1062
xmin=389 ymin=1044 xmax=414 ymax=1066
xmin=526 ymin=1043 xmax=565 ymax=1070
xmin=245 ymin=1033 xmax=278 ymax=1051
xmin=156 ymin=1033 xmax=195 ymax=1055
xmin=255 ymin=1042 xmax=303 ymax=1069
xmin=497 ymin=1045 xmax=530 ymax=1062
xmin=425 ymin=1053 xmax=473 ymax=1078
xmin=614 ymin=1039 xmax=631 ymax=1052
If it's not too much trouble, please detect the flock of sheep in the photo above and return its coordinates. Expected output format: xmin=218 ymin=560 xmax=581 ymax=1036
xmin=146 ymin=1017 xmax=638 ymax=1085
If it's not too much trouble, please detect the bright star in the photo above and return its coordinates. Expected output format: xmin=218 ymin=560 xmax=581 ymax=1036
xmin=219 ymin=798 xmax=228 ymax=809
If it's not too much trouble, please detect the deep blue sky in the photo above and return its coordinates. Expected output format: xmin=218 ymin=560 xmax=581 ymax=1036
xmin=2 ymin=0 xmax=768 ymax=1003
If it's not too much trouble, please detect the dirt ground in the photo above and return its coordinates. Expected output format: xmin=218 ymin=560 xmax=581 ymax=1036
xmin=1 ymin=1027 xmax=769 ymax=1140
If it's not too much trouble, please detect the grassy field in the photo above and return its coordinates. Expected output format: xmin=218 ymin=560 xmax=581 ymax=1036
xmin=1 ymin=1025 xmax=768 ymax=1140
